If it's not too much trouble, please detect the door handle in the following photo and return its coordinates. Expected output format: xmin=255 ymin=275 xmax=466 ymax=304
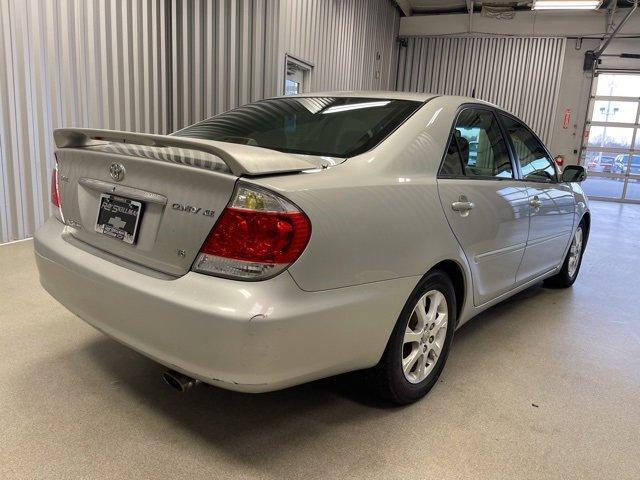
xmin=530 ymin=196 xmax=542 ymax=210
xmin=451 ymin=195 xmax=475 ymax=216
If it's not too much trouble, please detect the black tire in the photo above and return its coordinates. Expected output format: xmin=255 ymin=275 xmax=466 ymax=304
xmin=371 ymin=270 xmax=457 ymax=405
xmin=544 ymin=219 xmax=587 ymax=288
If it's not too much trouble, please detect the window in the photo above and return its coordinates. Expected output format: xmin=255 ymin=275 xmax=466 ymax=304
xmin=581 ymin=72 xmax=640 ymax=202
xmin=443 ymin=108 xmax=513 ymax=179
xmin=284 ymin=55 xmax=312 ymax=96
xmin=175 ymin=97 xmax=421 ymax=158
xmin=500 ymin=114 xmax=557 ymax=183
xmin=440 ymin=140 xmax=464 ymax=176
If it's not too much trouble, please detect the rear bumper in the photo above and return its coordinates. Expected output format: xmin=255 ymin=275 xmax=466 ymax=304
xmin=34 ymin=217 xmax=417 ymax=392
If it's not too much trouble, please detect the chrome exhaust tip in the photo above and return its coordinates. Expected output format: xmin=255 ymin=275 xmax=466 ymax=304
xmin=162 ymin=369 xmax=201 ymax=392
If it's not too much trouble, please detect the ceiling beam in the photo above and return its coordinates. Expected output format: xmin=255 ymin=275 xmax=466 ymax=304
xmin=399 ymin=8 xmax=640 ymax=37
xmin=394 ymin=0 xmax=413 ymax=17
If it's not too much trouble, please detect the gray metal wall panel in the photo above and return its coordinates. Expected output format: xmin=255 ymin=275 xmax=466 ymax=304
xmin=279 ymin=0 xmax=400 ymax=93
xmin=170 ymin=0 xmax=281 ymax=131
xmin=0 ymin=0 xmax=169 ymax=244
xmin=396 ymin=36 xmax=566 ymax=144
xmin=0 ymin=0 xmax=399 ymax=243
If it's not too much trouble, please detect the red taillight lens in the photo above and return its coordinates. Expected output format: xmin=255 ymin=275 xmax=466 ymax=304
xmin=201 ymin=208 xmax=311 ymax=264
xmin=51 ymin=168 xmax=61 ymax=207
xmin=192 ymin=184 xmax=311 ymax=280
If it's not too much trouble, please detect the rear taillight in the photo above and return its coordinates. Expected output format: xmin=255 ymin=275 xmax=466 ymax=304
xmin=192 ymin=184 xmax=311 ymax=280
xmin=51 ymin=164 xmax=64 ymax=222
xmin=51 ymin=168 xmax=61 ymax=207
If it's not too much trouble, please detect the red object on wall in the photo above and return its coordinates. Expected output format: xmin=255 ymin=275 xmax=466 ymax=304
xmin=563 ymin=109 xmax=572 ymax=129
xmin=555 ymin=155 xmax=565 ymax=167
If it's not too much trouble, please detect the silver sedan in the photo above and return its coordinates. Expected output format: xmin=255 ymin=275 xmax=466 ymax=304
xmin=35 ymin=92 xmax=589 ymax=404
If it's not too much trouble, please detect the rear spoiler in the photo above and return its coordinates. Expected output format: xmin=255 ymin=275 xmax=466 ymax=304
xmin=53 ymin=128 xmax=321 ymax=176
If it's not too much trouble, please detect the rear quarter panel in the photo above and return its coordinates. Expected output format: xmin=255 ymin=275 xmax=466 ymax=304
xmin=251 ymin=98 xmax=471 ymax=293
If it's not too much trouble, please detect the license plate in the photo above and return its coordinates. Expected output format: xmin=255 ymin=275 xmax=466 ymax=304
xmin=95 ymin=194 xmax=143 ymax=245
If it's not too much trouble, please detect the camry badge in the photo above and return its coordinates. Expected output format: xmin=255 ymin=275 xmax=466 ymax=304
xmin=109 ymin=163 xmax=126 ymax=182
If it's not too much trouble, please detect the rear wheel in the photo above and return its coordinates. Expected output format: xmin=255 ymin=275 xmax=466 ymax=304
xmin=372 ymin=271 xmax=456 ymax=405
xmin=544 ymin=220 xmax=586 ymax=288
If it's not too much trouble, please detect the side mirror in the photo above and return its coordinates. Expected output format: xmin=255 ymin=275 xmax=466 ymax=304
xmin=562 ymin=165 xmax=587 ymax=183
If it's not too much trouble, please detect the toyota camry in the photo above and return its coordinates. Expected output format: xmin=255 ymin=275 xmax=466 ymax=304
xmin=35 ymin=92 xmax=589 ymax=404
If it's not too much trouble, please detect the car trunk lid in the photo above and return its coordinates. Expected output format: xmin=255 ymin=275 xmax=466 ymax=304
xmin=53 ymin=128 xmax=322 ymax=276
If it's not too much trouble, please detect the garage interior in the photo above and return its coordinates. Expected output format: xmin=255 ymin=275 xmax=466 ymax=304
xmin=1 ymin=1 xmax=639 ymax=479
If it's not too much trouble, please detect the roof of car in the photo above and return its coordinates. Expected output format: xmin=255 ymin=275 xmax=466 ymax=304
xmin=287 ymin=91 xmax=436 ymax=101
xmin=276 ymin=90 xmax=496 ymax=106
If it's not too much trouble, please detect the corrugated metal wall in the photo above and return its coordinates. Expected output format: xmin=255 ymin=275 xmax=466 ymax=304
xmin=0 ymin=0 xmax=400 ymax=244
xmin=0 ymin=0 xmax=169 ymax=244
xmin=279 ymin=0 xmax=400 ymax=92
xmin=170 ymin=0 xmax=281 ymax=130
xmin=396 ymin=36 xmax=566 ymax=144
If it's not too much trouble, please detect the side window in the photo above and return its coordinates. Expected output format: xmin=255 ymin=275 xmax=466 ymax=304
xmin=454 ymin=109 xmax=514 ymax=179
xmin=439 ymin=138 xmax=464 ymax=176
xmin=499 ymin=114 xmax=557 ymax=183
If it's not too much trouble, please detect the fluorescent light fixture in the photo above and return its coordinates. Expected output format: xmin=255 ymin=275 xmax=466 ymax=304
xmin=533 ymin=0 xmax=602 ymax=9
xmin=322 ymin=101 xmax=390 ymax=114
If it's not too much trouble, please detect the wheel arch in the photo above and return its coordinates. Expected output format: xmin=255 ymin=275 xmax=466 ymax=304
xmin=428 ymin=259 xmax=467 ymax=322
xmin=581 ymin=211 xmax=591 ymax=243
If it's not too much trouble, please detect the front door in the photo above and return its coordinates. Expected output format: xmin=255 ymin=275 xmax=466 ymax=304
xmin=437 ymin=107 xmax=530 ymax=306
xmin=498 ymin=113 xmax=575 ymax=282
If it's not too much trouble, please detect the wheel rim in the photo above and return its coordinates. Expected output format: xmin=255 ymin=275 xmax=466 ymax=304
xmin=567 ymin=226 xmax=583 ymax=278
xmin=402 ymin=290 xmax=448 ymax=384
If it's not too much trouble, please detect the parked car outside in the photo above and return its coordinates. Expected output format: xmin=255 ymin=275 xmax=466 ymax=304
xmin=612 ymin=154 xmax=640 ymax=175
xmin=35 ymin=92 xmax=590 ymax=404
xmin=586 ymin=154 xmax=616 ymax=173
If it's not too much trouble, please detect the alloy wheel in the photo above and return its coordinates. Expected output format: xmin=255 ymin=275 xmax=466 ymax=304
xmin=567 ymin=226 xmax=583 ymax=278
xmin=402 ymin=290 xmax=448 ymax=384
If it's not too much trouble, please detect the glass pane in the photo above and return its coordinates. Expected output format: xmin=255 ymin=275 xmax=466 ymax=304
xmin=636 ymin=130 xmax=640 ymax=150
xmin=612 ymin=154 xmax=640 ymax=175
xmin=440 ymin=140 xmax=464 ymax=176
xmin=590 ymin=101 xmax=638 ymax=124
xmin=455 ymin=109 xmax=513 ymax=179
xmin=500 ymin=114 xmax=556 ymax=182
xmin=581 ymin=176 xmax=624 ymax=199
xmin=624 ymin=177 xmax=640 ymax=201
xmin=596 ymin=74 xmax=640 ymax=97
xmin=584 ymin=150 xmax=619 ymax=173
xmin=177 ymin=97 xmax=422 ymax=158
xmin=587 ymin=126 xmax=634 ymax=149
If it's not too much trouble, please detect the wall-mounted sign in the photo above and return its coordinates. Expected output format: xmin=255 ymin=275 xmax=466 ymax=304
xmin=563 ymin=109 xmax=572 ymax=129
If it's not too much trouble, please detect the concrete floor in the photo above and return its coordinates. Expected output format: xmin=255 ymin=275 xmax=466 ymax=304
xmin=1 ymin=200 xmax=639 ymax=480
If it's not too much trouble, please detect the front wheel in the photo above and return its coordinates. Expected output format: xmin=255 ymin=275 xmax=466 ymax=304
xmin=544 ymin=221 xmax=586 ymax=288
xmin=371 ymin=271 xmax=456 ymax=405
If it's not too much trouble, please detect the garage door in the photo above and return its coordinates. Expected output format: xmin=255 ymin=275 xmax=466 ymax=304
xmin=581 ymin=71 xmax=640 ymax=203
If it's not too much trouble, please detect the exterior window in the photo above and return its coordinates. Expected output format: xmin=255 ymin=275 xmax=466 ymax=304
xmin=440 ymin=139 xmax=464 ymax=176
xmin=454 ymin=109 xmax=513 ymax=179
xmin=500 ymin=114 xmax=557 ymax=183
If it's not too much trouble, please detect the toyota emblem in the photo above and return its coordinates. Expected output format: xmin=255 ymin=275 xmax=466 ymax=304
xmin=109 ymin=163 xmax=125 ymax=182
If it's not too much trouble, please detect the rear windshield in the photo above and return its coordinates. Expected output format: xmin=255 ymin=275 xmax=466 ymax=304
xmin=175 ymin=97 xmax=422 ymax=158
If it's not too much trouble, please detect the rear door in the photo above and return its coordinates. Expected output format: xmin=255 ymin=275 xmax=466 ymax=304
xmin=498 ymin=113 xmax=575 ymax=282
xmin=437 ymin=106 xmax=530 ymax=306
